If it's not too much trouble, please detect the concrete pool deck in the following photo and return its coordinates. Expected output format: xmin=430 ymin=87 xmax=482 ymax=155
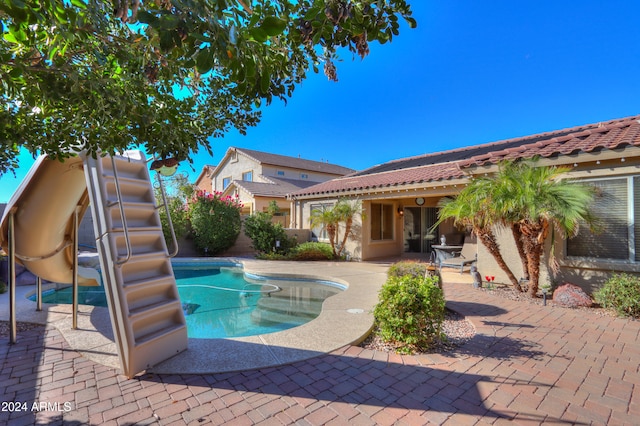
xmin=0 ymin=258 xmax=391 ymax=375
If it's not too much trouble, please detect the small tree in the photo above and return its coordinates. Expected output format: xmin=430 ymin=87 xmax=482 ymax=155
xmin=244 ymin=206 xmax=295 ymax=255
xmin=309 ymin=199 xmax=362 ymax=257
xmin=187 ymin=190 xmax=243 ymax=255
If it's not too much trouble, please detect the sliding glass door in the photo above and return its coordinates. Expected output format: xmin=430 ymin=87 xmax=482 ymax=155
xmin=403 ymin=207 xmax=438 ymax=253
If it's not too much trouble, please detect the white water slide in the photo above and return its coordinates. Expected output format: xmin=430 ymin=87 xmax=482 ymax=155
xmin=0 ymin=151 xmax=187 ymax=378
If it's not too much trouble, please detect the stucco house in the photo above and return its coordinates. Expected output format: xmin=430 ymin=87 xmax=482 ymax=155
xmin=197 ymin=147 xmax=355 ymax=223
xmin=289 ymin=115 xmax=640 ymax=291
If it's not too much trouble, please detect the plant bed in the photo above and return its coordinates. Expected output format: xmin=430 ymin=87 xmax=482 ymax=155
xmin=361 ymin=308 xmax=475 ymax=354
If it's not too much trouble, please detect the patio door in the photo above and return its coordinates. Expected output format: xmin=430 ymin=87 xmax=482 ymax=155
xmin=403 ymin=207 xmax=439 ymax=253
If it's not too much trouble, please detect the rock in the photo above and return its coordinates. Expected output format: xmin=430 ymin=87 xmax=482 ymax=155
xmin=553 ymin=283 xmax=593 ymax=308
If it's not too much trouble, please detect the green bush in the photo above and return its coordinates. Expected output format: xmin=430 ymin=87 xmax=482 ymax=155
xmin=154 ymin=174 xmax=192 ymax=249
xmin=289 ymin=242 xmax=334 ymax=260
xmin=187 ymin=190 xmax=243 ymax=255
xmin=373 ymin=274 xmax=445 ymax=354
xmin=387 ymin=261 xmax=428 ymax=279
xmin=594 ymin=273 xmax=640 ymax=318
xmin=158 ymin=195 xmax=189 ymax=248
xmin=0 ymin=280 xmax=6 ymax=294
xmin=244 ymin=211 xmax=296 ymax=254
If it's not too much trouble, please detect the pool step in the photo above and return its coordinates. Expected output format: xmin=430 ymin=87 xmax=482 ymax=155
xmin=251 ymin=296 xmax=321 ymax=326
xmin=83 ymin=151 xmax=187 ymax=378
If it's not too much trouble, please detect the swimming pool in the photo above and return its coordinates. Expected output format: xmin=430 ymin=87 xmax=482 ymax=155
xmin=28 ymin=261 xmax=344 ymax=339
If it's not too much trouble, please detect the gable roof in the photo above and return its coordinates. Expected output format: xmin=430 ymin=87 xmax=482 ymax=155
xmin=291 ymin=115 xmax=640 ymax=198
xmin=194 ymin=164 xmax=216 ymax=187
xmin=231 ymin=175 xmax=319 ymax=198
xmin=233 ymin=147 xmax=355 ymax=176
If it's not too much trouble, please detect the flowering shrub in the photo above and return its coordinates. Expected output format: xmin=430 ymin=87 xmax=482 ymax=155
xmin=187 ymin=190 xmax=243 ymax=255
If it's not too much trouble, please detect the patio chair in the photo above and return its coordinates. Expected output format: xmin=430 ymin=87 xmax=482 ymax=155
xmin=438 ymin=240 xmax=477 ymax=274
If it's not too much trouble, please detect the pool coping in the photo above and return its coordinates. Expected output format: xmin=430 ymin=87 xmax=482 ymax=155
xmin=0 ymin=258 xmax=391 ymax=375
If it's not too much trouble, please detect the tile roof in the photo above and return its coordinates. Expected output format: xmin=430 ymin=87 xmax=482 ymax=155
xmin=233 ymin=176 xmax=320 ymax=198
xmin=291 ymin=115 xmax=640 ymax=198
xmin=235 ymin=148 xmax=355 ymax=176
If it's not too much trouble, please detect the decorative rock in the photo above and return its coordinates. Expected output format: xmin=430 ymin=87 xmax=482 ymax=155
xmin=15 ymin=270 xmax=38 ymax=286
xmin=470 ymin=265 xmax=482 ymax=288
xmin=553 ymin=283 xmax=593 ymax=308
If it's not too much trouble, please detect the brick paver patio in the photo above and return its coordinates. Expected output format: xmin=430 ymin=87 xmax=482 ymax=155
xmin=2 ymin=276 xmax=639 ymax=425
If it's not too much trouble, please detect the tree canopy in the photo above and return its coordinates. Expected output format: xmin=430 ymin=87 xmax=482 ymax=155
xmin=0 ymin=0 xmax=415 ymax=175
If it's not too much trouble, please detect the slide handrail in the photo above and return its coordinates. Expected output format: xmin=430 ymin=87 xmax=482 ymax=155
xmin=154 ymin=172 xmax=179 ymax=258
xmin=108 ymin=155 xmax=132 ymax=265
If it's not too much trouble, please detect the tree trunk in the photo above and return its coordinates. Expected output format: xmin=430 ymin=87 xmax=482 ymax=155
xmin=525 ymin=241 xmax=544 ymax=297
xmin=326 ymin=224 xmax=338 ymax=257
xmin=337 ymin=217 xmax=353 ymax=257
xmin=511 ymin=223 xmax=530 ymax=281
xmin=521 ymin=221 xmax=545 ymax=297
xmin=475 ymin=227 xmax=523 ymax=292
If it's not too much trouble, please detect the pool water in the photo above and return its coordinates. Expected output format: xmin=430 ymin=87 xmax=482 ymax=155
xmin=28 ymin=262 xmax=343 ymax=339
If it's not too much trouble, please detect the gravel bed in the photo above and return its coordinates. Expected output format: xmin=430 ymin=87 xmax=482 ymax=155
xmin=0 ymin=321 xmax=45 ymax=337
xmin=361 ymin=308 xmax=476 ymax=354
xmin=361 ymin=284 xmax=620 ymax=355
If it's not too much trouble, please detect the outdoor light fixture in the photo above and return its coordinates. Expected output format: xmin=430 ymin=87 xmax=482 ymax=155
xmin=397 ymin=207 xmax=404 ymax=216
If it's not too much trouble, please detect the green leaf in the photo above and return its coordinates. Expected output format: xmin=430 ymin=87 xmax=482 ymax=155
xmin=244 ymin=57 xmax=256 ymax=78
xmin=159 ymin=30 xmax=175 ymax=51
xmin=260 ymin=16 xmax=286 ymax=37
xmin=158 ymin=14 xmax=181 ymax=30
xmin=249 ymin=27 xmax=268 ymax=42
xmin=260 ymin=68 xmax=270 ymax=94
xmin=195 ymin=48 xmax=213 ymax=74
xmin=136 ymin=11 xmax=157 ymax=25
xmin=405 ymin=17 xmax=417 ymax=29
xmin=70 ymin=0 xmax=87 ymax=9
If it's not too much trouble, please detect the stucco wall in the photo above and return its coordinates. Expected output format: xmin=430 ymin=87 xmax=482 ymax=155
xmin=213 ymin=155 xmax=261 ymax=192
xmin=261 ymin=165 xmax=339 ymax=183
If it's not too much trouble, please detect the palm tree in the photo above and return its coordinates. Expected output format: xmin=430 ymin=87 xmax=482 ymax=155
xmin=310 ymin=205 xmax=339 ymax=256
xmin=333 ymin=199 xmax=363 ymax=256
xmin=436 ymin=160 xmax=596 ymax=296
xmin=494 ymin=160 xmax=597 ymax=296
xmin=309 ymin=199 xmax=363 ymax=257
xmin=435 ymin=177 xmax=524 ymax=292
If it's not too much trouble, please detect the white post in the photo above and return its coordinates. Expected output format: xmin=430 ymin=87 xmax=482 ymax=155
xmin=8 ymin=210 xmax=17 ymax=344
xmin=72 ymin=206 xmax=79 ymax=329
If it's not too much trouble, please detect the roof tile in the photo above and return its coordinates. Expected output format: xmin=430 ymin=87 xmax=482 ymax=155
xmin=291 ymin=114 xmax=640 ymax=198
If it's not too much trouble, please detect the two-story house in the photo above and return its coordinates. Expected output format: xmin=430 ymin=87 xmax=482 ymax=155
xmin=197 ymin=147 xmax=355 ymax=224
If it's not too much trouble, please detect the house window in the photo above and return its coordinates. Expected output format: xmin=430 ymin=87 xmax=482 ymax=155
xmin=301 ymin=173 xmax=309 ymax=179
xmin=371 ymin=203 xmax=394 ymax=241
xmin=222 ymin=176 xmax=231 ymax=189
xmin=277 ymin=170 xmax=285 ymax=176
xmin=566 ymin=176 xmax=640 ymax=262
xmin=242 ymin=171 xmax=253 ymax=181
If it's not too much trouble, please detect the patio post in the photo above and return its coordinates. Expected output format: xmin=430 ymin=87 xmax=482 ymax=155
xmin=8 ymin=209 xmax=17 ymax=344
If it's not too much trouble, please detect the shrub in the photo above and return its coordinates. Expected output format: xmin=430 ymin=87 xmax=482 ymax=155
xmin=387 ymin=261 xmax=428 ymax=279
xmin=244 ymin=211 xmax=295 ymax=254
xmin=0 ymin=280 xmax=6 ymax=294
xmin=187 ymin=190 xmax=243 ymax=255
xmin=594 ymin=273 xmax=640 ymax=318
xmin=373 ymin=274 xmax=445 ymax=354
xmin=289 ymin=242 xmax=334 ymax=260
xmin=158 ymin=195 xmax=189 ymax=248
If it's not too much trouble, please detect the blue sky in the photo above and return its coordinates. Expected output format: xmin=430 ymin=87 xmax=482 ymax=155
xmin=2 ymin=1 xmax=640 ymax=202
